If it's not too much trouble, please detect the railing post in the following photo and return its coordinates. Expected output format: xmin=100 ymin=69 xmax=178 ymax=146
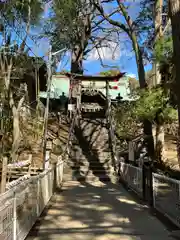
xmin=60 ymin=162 xmax=64 ymax=183
xmin=13 ymin=189 xmax=17 ymax=240
xmin=179 ymin=181 xmax=180 ymax=203
xmin=106 ymin=79 xmax=109 ymax=124
xmin=142 ymin=163 xmax=146 ymax=200
xmin=36 ymin=177 xmax=40 ymax=217
xmin=128 ymin=141 xmax=135 ymax=163
xmin=142 ymin=162 xmax=153 ymax=205
xmin=148 ymin=165 xmax=153 ymax=206
xmin=53 ymin=163 xmax=57 ymax=193
xmin=106 ymin=79 xmax=117 ymax=171
xmin=151 ymin=169 xmax=154 ymax=205
xmin=1 ymin=157 xmax=8 ymax=194
xmin=152 ymin=173 xmax=156 ymax=208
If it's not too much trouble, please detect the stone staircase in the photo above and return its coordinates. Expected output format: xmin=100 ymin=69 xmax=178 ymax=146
xmin=64 ymin=118 xmax=118 ymax=183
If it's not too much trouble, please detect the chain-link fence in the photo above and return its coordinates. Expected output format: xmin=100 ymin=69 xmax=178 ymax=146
xmin=0 ymin=160 xmax=64 ymax=240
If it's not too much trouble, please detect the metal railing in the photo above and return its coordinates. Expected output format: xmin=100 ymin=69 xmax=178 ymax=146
xmin=153 ymin=173 xmax=180 ymax=228
xmin=0 ymin=72 xmax=79 ymax=240
xmin=119 ymin=161 xmax=180 ymax=228
xmin=119 ymin=162 xmax=143 ymax=197
xmin=0 ymin=104 xmax=77 ymax=240
xmin=106 ymin=96 xmax=118 ymax=172
xmin=0 ymin=161 xmax=64 ymax=240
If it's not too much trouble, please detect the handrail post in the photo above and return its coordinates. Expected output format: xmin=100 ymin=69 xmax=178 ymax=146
xmin=36 ymin=177 xmax=40 ymax=216
xmin=13 ymin=189 xmax=17 ymax=240
xmin=106 ymin=79 xmax=110 ymax=125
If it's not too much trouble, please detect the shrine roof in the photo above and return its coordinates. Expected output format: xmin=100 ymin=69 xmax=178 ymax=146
xmin=65 ymin=72 xmax=126 ymax=81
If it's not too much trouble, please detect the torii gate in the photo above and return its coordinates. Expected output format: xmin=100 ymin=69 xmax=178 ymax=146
xmin=66 ymin=72 xmax=125 ymax=171
xmin=66 ymin=72 xmax=125 ymax=119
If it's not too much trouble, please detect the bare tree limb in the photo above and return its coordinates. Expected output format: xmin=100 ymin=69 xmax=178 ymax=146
xmin=92 ymin=0 xmax=130 ymax=34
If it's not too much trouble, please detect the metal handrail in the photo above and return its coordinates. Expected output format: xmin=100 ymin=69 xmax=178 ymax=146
xmin=60 ymin=108 xmax=78 ymax=159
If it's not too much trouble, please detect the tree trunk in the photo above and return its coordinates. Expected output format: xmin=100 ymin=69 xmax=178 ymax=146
xmin=92 ymin=0 xmax=155 ymax=158
xmin=11 ymin=107 xmax=20 ymax=162
xmin=132 ymin=41 xmax=146 ymax=88
xmin=169 ymin=0 xmax=180 ymax=167
xmin=1 ymin=157 xmax=8 ymax=193
xmin=155 ymin=123 xmax=165 ymax=162
xmin=9 ymin=91 xmax=25 ymax=162
xmin=70 ymin=11 xmax=91 ymax=122
xmin=152 ymin=0 xmax=165 ymax=162
xmin=114 ymin=2 xmax=155 ymax=159
xmin=153 ymin=0 xmax=163 ymax=86
xmin=131 ymin=34 xmax=155 ymax=160
xmin=20 ymin=0 xmax=31 ymax=52
xmin=70 ymin=11 xmax=91 ymax=74
xmin=143 ymin=119 xmax=155 ymax=160
xmin=71 ymin=45 xmax=83 ymax=74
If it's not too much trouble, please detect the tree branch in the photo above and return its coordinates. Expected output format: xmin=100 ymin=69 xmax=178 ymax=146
xmin=116 ymin=0 xmax=134 ymax=32
xmin=92 ymin=0 xmax=130 ymax=34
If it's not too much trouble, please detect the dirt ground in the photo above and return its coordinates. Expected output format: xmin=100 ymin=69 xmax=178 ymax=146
xmin=164 ymin=134 xmax=179 ymax=170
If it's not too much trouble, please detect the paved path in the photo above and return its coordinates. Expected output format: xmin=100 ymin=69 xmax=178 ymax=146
xmin=27 ymin=181 xmax=175 ymax=240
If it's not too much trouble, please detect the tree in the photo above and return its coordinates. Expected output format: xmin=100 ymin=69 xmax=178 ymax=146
xmin=0 ymin=0 xmax=43 ymax=51
xmin=169 ymin=0 xmax=180 ymax=166
xmin=51 ymin=0 xmax=91 ymax=73
xmin=46 ymin=0 xmax=118 ymax=74
xmin=0 ymin=0 xmax=44 ymax=161
xmin=99 ymin=69 xmax=121 ymax=76
xmin=93 ymin=0 xmax=147 ymax=88
xmin=93 ymin=0 xmax=155 ymax=159
xmin=152 ymin=0 xmax=163 ymax=86
xmin=138 ymin=0 xmax=174 ymax=162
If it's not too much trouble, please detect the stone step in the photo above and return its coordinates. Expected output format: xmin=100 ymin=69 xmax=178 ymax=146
xmin=70 ymin=147 xmax=112 ymax=153
xmin=72 ymin=136 xmax=109 ymax=144
xmin=64 ymin=163 xmax=114 ymax=172
xmin=63 ymin=172 xmax=119 ymax=183
xmin=71 ymin=139 xmax=109 ymax=144
xmin=70 ymin=167 xmax=115 ymax=175
xmin=75 ymin=140 xmax=109 ymax=145
xmin=75 ymin=127 xmax=106 ymax=131
xmin=70 ymin=155 xmax=112 ymax=161
xmin=69 ymin=156 xmax=112 ymax=165
xmin=64 ymin=163 xmax=114 ymax=170
xmin=77 ymin=129 xmax=108 ymax=134
xmin=63 ymin=166 xmax=115 ymax=178
xmin=71 ymin=147 xmax=111 ymax=152
xmin=69 ymin=153 xmax=112 ymax=158
xmin=65 ymin=168 xmax=114 ymax=175
xmin=67 ymin=161 xmax=113 ymax=168
xmin=70 ymin=149 xmax=111 ymax=155
xmin=80 ymin=134 xmax=109 ymax=137
xmin=80 ymin=128 xmax=107 ymax=132
xmin=70 ymin=157 xmax=112 ymax=162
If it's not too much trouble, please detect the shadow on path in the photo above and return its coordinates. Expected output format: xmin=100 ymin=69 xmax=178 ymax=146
xmin=26 ymin=181 xmax=174 ymax=240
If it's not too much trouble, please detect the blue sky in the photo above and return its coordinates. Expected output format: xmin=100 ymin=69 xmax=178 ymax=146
xmin=54 ymin=0 xmax=152 ymax=78
xmin=85 ymin=0 xmax=152 ymax=77
xmin=6 ymin=0 xmax=152 ymax=79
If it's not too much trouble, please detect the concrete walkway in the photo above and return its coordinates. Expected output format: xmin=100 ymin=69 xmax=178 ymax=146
xmin=27 ymin=181 xmax=175 ymax=240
